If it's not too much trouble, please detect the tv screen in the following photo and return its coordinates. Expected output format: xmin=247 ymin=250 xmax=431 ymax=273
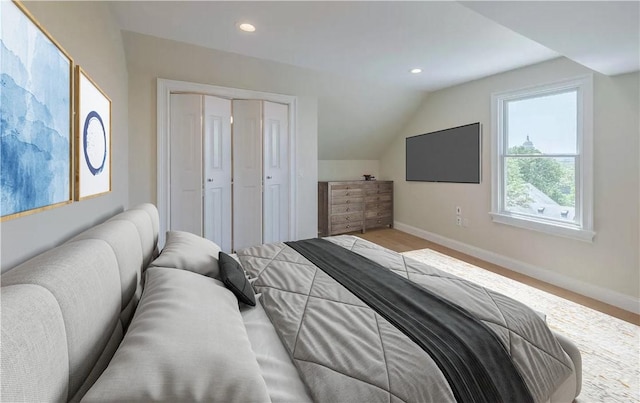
xmin=406 ymin=122 xmax=481 ymax=183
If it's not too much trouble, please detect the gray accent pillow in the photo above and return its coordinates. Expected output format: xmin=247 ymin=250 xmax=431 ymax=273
xmin=150 ymin=231 xmax=221 ymax=279
xmin=219 ymin=251 xmax=256 ymax=306
xmin=81 ymin=267 xmax=270 ymax=402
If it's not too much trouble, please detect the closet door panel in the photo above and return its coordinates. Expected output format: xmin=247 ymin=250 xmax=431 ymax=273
xmin=232 ymin=100 xmax=262 ymax=250
xmin=263 ymin=101 xmax=290 ymax=243
xmin=264 ymin=184 xmax=282 ymax=243
xmin=203 ymin=96 xmax=232 ymax=252
xmin=170 ymin=94 xmax=202 ymax=235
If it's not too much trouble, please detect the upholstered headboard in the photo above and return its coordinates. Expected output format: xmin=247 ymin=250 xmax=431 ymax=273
xmin=1 ymin=204 xmax=159 ymax=402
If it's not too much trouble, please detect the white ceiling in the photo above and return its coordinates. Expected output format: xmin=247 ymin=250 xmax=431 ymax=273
xmin=111 ymin=1 xmax=639 ymax=92
xmin=461 ymin=1 xmax=640 ymax=77
xmin=111 ymin=1 xmax=639 ymax=161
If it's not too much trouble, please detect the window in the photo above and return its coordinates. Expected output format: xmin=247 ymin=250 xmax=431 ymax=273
xmin=490 ymin=75 xmax=595 ymax=241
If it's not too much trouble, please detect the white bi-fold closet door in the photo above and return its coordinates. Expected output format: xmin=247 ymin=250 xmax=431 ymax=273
xmin=169 ymin=94 xmax=289 ymax=252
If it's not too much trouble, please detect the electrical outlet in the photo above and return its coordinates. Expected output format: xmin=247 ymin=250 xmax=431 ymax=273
xmin=456 ymin=206 xmax=462 ymax=216
xmin=456 ymin=217 xmax=462 ymax=226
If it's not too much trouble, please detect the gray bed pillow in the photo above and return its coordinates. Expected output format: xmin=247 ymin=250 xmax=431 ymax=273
xmin=149 ymin=231 xmax=221 ymax=279
xmin=219 ymin=251 xmax=256 ymax=306
xmin=81 ymin=267 xmax=270 ymax=402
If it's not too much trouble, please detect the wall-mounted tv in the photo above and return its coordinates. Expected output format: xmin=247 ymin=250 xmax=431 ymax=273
xmin=406 ymin=122 xmax=481 ymax=183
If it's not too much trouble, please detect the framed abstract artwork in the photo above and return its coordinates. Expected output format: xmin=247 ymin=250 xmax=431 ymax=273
xmin=0 ymin=0 xmax=74 ymax=221
xmin=75 ymin=66 xmax=111 ymax=200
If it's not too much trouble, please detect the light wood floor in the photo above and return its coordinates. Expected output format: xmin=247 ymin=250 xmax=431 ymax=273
xmin=351 ymin=228 xmax=640 ymax=326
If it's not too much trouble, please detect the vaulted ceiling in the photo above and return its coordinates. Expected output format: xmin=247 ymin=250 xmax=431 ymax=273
xmin=110 ymin=1 xmax=640 ymax=159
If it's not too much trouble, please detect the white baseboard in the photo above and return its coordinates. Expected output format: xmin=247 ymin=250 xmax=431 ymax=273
xmin=394 ymin=221 xmax=640 ymax=315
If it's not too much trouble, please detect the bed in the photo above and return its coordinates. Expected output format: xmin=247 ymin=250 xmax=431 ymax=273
xmin=236 ymin=235 xmax=581 ymax=403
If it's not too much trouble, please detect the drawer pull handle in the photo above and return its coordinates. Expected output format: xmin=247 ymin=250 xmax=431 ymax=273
xmin=346 ymin=200 xmax=350 ymax=204
xmin=346 ymin=192 xmax=349 ymax=196
xmin=346 ymin=225 xmax=351 ymax=228
xmin=346 ymin=217 xmax=350 ymax=220
xmin=377 ymin=220 xmax=381 ymax=223
xmin=377 ymin=213 xmax=381 ymax=216
xmin=346 ymin=208 xmax=350 ymax=212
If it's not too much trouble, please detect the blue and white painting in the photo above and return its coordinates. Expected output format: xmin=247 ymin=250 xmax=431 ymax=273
xmin=77 ymin=68 xmax=110 ymax=199
xmin=1 ymin=1 xmax=72 ymax=218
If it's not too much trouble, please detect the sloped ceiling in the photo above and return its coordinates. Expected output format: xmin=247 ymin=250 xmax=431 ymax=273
xmin=460 ymin=1 xmax=640 ymax=77
xmin=110 ymin=1 xmax=639 ymax=159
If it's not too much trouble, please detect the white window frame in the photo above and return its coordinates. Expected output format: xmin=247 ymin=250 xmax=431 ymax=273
xmin=490 ymin=75 xmax=595 ymax=242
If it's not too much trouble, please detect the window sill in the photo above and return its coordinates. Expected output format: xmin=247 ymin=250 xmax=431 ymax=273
xmin=489 ymin=212 xmax=595 ymax=242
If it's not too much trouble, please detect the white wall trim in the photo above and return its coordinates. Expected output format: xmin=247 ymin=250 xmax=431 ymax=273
xmin=157 ymin=78 xmax=298 ymax=247
xmin=489 ymin=212 xmax=595 ymax=242
xmin=394 ymin=220 xmax=640 ymax=315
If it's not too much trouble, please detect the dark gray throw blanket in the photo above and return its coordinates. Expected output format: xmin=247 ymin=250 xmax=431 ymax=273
xmin=286 ymin=238 xmax=532 ymax=403
xmin=236 ymin=235 xmax=574 ymax=403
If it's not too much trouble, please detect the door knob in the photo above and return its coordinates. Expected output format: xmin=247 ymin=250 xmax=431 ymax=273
xmin=266 ymin=176 xmax=273 ymax=179
xmin=206 ymin=178 xmax=214 ymax=182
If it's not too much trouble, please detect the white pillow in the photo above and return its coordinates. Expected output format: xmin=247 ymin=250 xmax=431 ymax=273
xmin=150 ymin=231 xmax=221 ymax=279
xmin=81 ymin=267 xmax=270 ymax=402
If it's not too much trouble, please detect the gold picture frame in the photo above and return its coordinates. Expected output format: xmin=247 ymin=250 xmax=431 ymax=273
xmin=75 ymin=66 xmax=112 ymax=200
xmin=0 ymin=0 xmax=74 ymax=221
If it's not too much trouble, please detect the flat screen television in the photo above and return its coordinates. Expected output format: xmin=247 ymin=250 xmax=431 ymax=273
xmin=406 ymin=122 xmax=481 ymax=183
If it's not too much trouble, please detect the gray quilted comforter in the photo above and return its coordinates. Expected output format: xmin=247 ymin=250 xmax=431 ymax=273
xmin=236 ymin=235 xmax=574 ymax=403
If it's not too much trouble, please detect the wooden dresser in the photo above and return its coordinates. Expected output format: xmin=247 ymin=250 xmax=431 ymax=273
xmin=318 ymin=181 xmax=393 ymax=236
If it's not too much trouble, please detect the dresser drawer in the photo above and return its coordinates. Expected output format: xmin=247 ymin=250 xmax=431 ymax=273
xmin=331 ymin=189 xmax=363 ymax=198
xmin=331 ymin=183 xmax=361 ymax=190
xmin=365 ymin=209 xmax=392 ymax=219
xmin=366 ymin=217 xmax=392 ymax=228
xmin=331 ymin=196 xmax=364 ymax=205
xmin=331 ymin=204 xmax=363 ymax=214
xmin=331 ymin=213 xmax=363 ymax=224
xmin=331 ymin=222 xmax=363 ymax=234
xmin=364 ymin=194 xmax=392 ymax=203
xmin=363 ymin=183 xmax=393 ymax=195
xmin=364 ymin=202 xmax=392 ymax=212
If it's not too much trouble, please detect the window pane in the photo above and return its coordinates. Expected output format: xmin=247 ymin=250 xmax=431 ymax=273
xmin=506 ymin=90 xmax=577 ymax=154
xmin=505 ymin=156 xmax=576 ymax=223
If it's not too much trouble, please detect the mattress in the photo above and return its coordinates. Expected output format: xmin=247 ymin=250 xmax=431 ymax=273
xmin=236 ymin=236 xmax=581 ymax=403
xmin=240 ymin=294 xmax=312 ymax=402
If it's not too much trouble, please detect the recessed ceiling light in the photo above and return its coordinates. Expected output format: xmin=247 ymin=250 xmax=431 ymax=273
xmin=238 ymin=23 xmax=256 ymax=33
xmin=410 ymin=68 xmax=422 ymax=74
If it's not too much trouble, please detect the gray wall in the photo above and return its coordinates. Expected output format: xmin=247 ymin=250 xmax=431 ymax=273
xmin=1 ymin=2 xmax=129 ymax=271
xmin=123 ymin=31 xmax=321 ymax=239
xmin=380 ymin=57 xmax=640 ymax=303
xmin=318 ymin=160 xmax=381 ymax=181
